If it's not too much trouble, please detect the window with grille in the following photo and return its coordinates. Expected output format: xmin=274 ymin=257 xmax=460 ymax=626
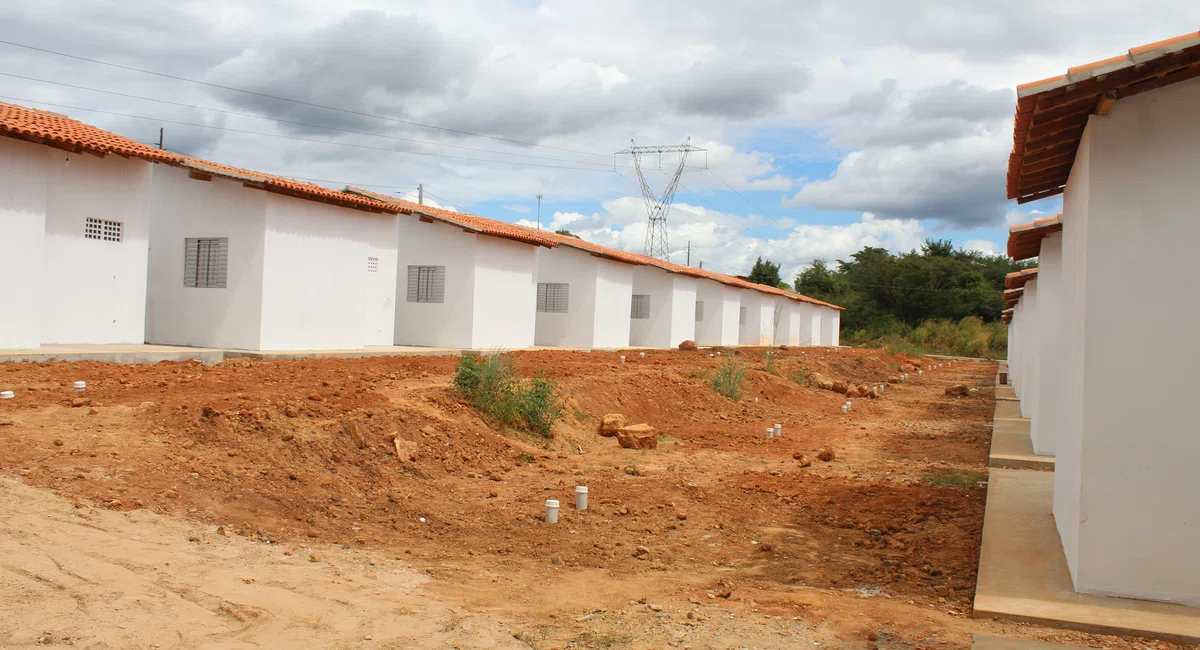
xmin=184 ymin=237 xmax=228 ymax=288
xmin=406 ymin=265 xmax=445 ymax=303
xmin=84 ymin=217 xmax=122 ymax=242
xmin=695 ymin=300 xmax=704 ymax=322
xmin=367 ymin=257 xmax=379 ymax=273
xmin=739 ymin=306 xmax=747 ymax=325
xmin=630 ymin=294 xmax=650 ymax=320
xmin=537 ymin=283 xmax=569 ymax=313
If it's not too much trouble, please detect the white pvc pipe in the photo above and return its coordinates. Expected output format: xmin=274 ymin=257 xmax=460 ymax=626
xmin=545 ymin=499 xmax=560 ymax=523
xmin=774 ymin=423 xmax=781 ymax=437
xmin=766 ymin=427 xmax=773 ymax=439
xmin=841 ymin=404 xmax=848 ymax=414
xmin=575 ymin=486 xmax=588 ymax=511
xmin=74 ymin=381 xmax=86 ymax=392
xmin=0 ymin=390 xmax=13 ymax=399
xmin=640 ymin=352 xmax=645 ymax=357
xmin=619 ymin=356 xmax=625 ymax=363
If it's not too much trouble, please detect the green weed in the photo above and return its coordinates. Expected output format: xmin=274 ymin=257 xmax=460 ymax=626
xmin=709 ymin=356 xmax=746 ymax=402
xmin=923 ymin=468 xmax=986 ymax=488
xmin=452 ymin=351 xmax=563 ymax=438
xmin=764 ymin=350 xmax=778 ymax=375
xmin=789 ymin=363 xmax=809 ymax=386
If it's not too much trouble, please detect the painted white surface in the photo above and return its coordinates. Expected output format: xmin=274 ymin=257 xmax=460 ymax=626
xmin=259 ymin=193 xmax=399 ymax=351
xmin=591 ymin=258 xmax=633 ymax=348
xmin=146 ymin=168 xmax=267 ymax=350
xmin=819 ymin=308 xmax=840 ymax=347
xmin=471 ymin=236 xmax=538 ymax=350
xmin=41 ymin=149 xmax=153 ymax=345
xmin=630 ymin=266 xmax=696 ymax=348
xmin=534 ymin=246 xmax=597 ymax=347
xmin=1018 ymin=279 xmax=1039 ymax=420
xmin=1053 ymin=78 xmax=1200 ymax=606
xmin=1030 ymin=233 xmax=1063 ymax=456
xmin=794 ymin=303 xmax=820 ymax=346
xmin=394 ymin=217 xmax=477 ymax=348
xmin=771 ymin=299 xmax=792 ymax=346
xmin=738 ymin=290 xmax=775 ymax=346
xmin=0 ymin=138 xmax=48 ymax=349
xmin=694 ymin=279 xmax=740 ymax=347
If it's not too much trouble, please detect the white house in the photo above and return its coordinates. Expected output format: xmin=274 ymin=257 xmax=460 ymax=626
xmin=1006 ymin=32 xmax=1200 ymax=606
xmin=1008 ymin=217 xmax=1063 ymax=456
xmin=737 ymin=289 xmax=778 ymax=346
xmin=346 ymin=189 xmax=557 ymax=350
xmin=795 ymin=302 xmax=822 ymax=346
xmin=0 ymin=102 xmax=176 ymax=350
xmin=629 ymin=262 xmax=698 ymax=348
xmin=693 ymin=276 xmax=742 ymax=347
xmin=532 ymin=233 xmax=643 ymax=349
xmin=144 ymin=163 xmax=403 ymax=352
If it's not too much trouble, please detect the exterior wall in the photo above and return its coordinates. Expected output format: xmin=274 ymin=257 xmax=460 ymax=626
xmin=0 ymin=138 xmax=49 ymax=349
xmin=41 ymin=149 xmax=153 ymax=344
xmin=1055 ymin=78 xmax=1200 ymax=606
xmin=1030 ymin=233 xmax=1064 ymax=456
xmin=795 ymin=303 xmax=820 ymax=346
xmin=145 ymin=168 xmax=267 ymax=350
xmin=534 ymin=246 xmax=599 ymax=348
xmin=694 ymin=279 xmax=740 ymax=347
xmin=772 ymin=299 xmax=793 ymax=346
xmin=631 ymin=266 xmax=697 ymax=348
xmin=1018 ymin=279 xmax=1039 ymax=420
xmin=592 ymin=259 xmax=633 ymax=349
xmin=259 ymin=194 xmax=399 ymax=351
xmin=394 ymin=218 xmax=477 ymax=348
xmin=786 ymin=302 xmax=802 ymax=346
xmin=738 ymin=290 xmax=775 ymax=346
xmin=470 ymin=237 xmax=538 ymax=350
xmin=819 ymin=308 xmax=840 ymax=346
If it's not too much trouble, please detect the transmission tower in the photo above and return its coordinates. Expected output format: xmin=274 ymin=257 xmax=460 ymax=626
xmin=616 ymin=138 xmax=706 ymax=261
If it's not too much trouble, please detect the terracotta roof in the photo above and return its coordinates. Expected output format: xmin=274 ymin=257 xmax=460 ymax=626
xmin=1007 ymin=214 xmax=1064 ymax=260
xmin=344 ymin=187 xmax=558 ymax=247
xmin=0 ymin=101 xmax=178 ymax=163
xmin=345 ymin=187 xmax=845 ymax=310
xmin=1003 ymin=287 xmax=1023 ymax=307
xmin=1005 ymin=267 xmax=1039 ymax=289
xmin=1007 ymin=31 xmax=1200 ymax=203
xmin=1002 ymin=307 xmax=1015 ymax=324
xmin=177 ymin=160 xmax=402 ymax=214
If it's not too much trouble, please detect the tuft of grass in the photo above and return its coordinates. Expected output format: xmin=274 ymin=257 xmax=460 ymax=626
xmin=764 ymin=350 xmax=778 ymax=375
xmin=789 ymin=363 xmax=810 ymax=387
xmin=516 ymin=452 xmax=535 ymax=463
xmin=708 ymin=356 xmax=747 ymax=402
xmin=452 ymin=351 xmax=563 ymax=438
xmin=923 ymin=468 xmax=986 ymax=488
xmin=574 ymin=631 xmax=632 ymax=648
xmin=574 ymin=410 xmax=591 ymax=422
xmin=683 ymin=367 xmax=708 ymax=380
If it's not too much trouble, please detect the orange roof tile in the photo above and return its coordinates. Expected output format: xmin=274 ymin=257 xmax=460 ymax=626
xmin=1006 ymin=31 xmax=1200 ymax=203
xmin=0 ymin=101 xmax=178 ymax=163
xmin=179 ymin=159 xmax=402 ymax=213
xmin=344 ymin=187 xmax=558 ymax=247
xmin=1005 ymin=267 xmax=1039 ymax=289
xmin=1007 ymin=214 xmax=1063 ymax=260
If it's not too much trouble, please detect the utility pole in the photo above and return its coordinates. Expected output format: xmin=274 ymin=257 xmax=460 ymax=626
xmin=536 ymin=192 xmax=543 ymax=230
xmin=699 ymin=261 xmax=703 ymax=269
xmin=686 ymin=241 xmax=691 ymax=267
xmin=158 ymin=127 xmax=164 ymax=149
xmin=418 ymin=183 xmax=424 ymax=205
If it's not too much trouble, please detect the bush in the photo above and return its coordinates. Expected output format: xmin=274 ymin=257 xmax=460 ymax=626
xmin=709 ymin=356 xmax=746 ymax=402
xmin=452 ymin=351 xmax=562 ymax=437
xmin=789 ymin=363 xmax=809 ymax=386
xmin=847 ymin=316 xmax=1008 ymax=359
xmin=764 ymin=350 xmax=778 ymax=375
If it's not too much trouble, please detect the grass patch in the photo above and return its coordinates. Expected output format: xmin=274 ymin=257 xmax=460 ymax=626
xmin=708 ymin=356 xmax=746 ymax=402
xmin=574 ymin=410 xmax=591 ymax=422
xmin=764 ymin=350 xmax=778 ymax=375
xmin=846 ymin=316 xmax=1008 ymax=359
xmin=452 ymin=351 xmax=564 ymax=438
xmin=923 ymin=468 xmax=986 ymax=488
xmin=574 ymin=631 xmax=632 ymax=648
xmin=788 ymin=362 xmax=810 ymax=387
xmin=516 ymin=452 xmax=535 ymax=463
xmin=683 ymin=367 xmax=708 ymax=380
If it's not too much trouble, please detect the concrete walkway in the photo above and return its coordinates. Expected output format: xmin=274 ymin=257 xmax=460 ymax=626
xmin=994 ymin=400 xmax=1026 ymax=420
xmin=0 ymin=344 xmax=225 ymax=365
xmin=989 ymin=416 xmax=1054 ymax=471
xmin=973 ymin=469 xmax=1200 ymax=643
xmin=972 ymin=635 xmax=1089 ymax=650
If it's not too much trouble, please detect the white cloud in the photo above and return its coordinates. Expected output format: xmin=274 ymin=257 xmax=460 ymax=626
xmin=963 ymin=239 xmax=1000 ymax=255
xmin=502 ymin=204 xmax=531 ymax=213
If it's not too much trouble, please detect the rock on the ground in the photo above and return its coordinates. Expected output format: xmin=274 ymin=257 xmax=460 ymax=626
xmin=817 ymin=447 xmax=836 ymax=462
xmin=792 ymin=453 xmax=812 ymax=467
xmin=616 ymin=424 xmax=658 ymax=450
xmin=342 ymin=420 xmax=367 ymax=448
xmin=678 ymin=340 xmax=698 ymax=351
xmin=945 ymin=384 xmax=970 ymax=397
xmin=598 ymin=413 xmax=627 ymax=437
xmin=901 ymin=363 xmax=917 ymax=373
xmin=811 ymin=373 xmax=835 ymax=391
xmin=857 ymin=384 xmax=872 ymax=397
xmin=831 ymin=380 xmax=849 ymax=394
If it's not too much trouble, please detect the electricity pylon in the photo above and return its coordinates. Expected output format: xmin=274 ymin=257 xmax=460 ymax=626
xmin=616 ymin=138 xmax=706 ymax=261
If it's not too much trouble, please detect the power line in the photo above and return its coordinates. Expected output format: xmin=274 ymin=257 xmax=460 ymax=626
xmin=419 ymin=190 xmax=466 ymax=213
xmin=0 ymin=95 xmax=618 ymax=173
xmin=0 ymin=38 xmax=612 ymax=159
xmin=706 ymin=168 xmax=784 ymax=226
xmin=0 ymin=72 xmax=615 ymax=169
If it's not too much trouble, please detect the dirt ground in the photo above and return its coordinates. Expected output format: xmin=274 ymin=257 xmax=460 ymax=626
xmin=0 ymin=347 xmax=1181 ymax=649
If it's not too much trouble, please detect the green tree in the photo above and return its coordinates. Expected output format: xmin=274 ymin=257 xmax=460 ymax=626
xmin=747 ymin=257 xmax=784 ymax=288
xmin=554 ymin=229 xmax=580 ymax=239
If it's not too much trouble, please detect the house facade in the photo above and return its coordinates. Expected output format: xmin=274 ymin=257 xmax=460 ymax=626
xmin=629 ymin=264 xmax=698 ymax=348
xmin=532 ymin=235 xmax=640 ymax=349
xmin=693 ymin=277 xmax=741 ymax=347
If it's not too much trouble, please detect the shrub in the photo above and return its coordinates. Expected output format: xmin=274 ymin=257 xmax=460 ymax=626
xmin=923 ymin=468 xmax=986 ymax=488
xmin=452 ymin=351 xmax=562 ymax=437
xmin=764 ymin=350 xmax=778 ymax=375
xmin=789 ymin=363 xmax=809 ymax=386
xmin=709 ymin=356 xmax=746 ymax=402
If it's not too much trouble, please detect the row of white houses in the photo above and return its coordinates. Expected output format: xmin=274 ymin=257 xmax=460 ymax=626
xmin=0 ymin=101 xmax=842 ymax=353
xmin=1003 ymin=32 xmax=1200 ymax=608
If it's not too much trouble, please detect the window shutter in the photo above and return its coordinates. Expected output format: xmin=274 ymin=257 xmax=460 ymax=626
xmin=537 ymin=283 xmax=548 ymax=312
xmin=184 ymin=238 xmax=228 ymax=288
xmin=537 ymin=283 xmax=568 ymax=313
xmin=631 ymin=294 xmax=650 ymax=320
xmin=406 ymin=266 xmax=419 ymax=302
xmin=407 ymin=266 xmax=446 ymax=303
xmin=739 ymin=306 xmax=746 ymax=325
xmin=429 ymin=266 xmax=445 ymax=303
xmin=695 ymin=301 xmax=704 ymax=322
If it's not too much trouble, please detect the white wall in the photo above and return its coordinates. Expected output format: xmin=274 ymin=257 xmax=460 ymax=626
xmin=771 ymin=298 xmax=791 ymax=346
xmin=694 ymin=279 xmax=740 ymax=346
xmin=630 ymin=265 xmax=696 ymax=348
xmin=1018 ymin=279 xmax=1039 ymax=420
xmin=668 ymin=275 xmax=698 ymax=347
xmin=534 ymin=246 xmax=599 ymax=348
xmin=1055 ymin=77 xmax=1200 ymax=606
xmin=0 ymin=138 xmax=48 ymax=349
xmin=737 ymin=290 xmax=764 ymax=345
xmin=394 ymin=217 xmax=477 ymax=348
xmin=260 ymin=193 xmax=399 ymax=350
xmin=1030 ymin=233 xmax=1063 ymax=456
xmin=798 ymin=303 xmax=821 ymax=346
xmin=145 ymin=167 xmax=267 ymax=350
xmin=471 ymin=236 xmax=538 ymax=350
xmin=41 ymin=149 xmax=153 ymax=344
xmin=819 ymin=308 xmax=840 ymax=347
xmin=592 ymin=259 xmax=633 ymax=349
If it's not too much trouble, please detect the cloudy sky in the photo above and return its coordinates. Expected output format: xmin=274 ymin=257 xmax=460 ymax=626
xmin=4 ymin=1 xmax=1198 ymax=280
